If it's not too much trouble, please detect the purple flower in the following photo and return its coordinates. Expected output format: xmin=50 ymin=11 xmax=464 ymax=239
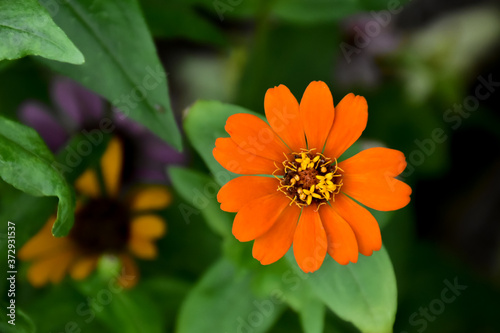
xmin=19 ymin=77 xmax=186 ymax=183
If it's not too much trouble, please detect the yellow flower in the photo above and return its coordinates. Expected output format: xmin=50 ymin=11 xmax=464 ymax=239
xmin=19 ymin=138 xmax=171 ymax=288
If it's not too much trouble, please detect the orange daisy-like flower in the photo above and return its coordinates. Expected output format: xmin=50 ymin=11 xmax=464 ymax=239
xmin=19 ymin=138 xmax=170 ymax=287
xmin=214 ymin=81 xmax=411 ymax=273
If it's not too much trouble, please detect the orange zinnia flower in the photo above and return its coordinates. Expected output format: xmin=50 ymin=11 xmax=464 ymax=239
xmin=19 ymin=138 xmax=170 ymax=287
xmin=213 ymin=81 xmax=411 ymax=273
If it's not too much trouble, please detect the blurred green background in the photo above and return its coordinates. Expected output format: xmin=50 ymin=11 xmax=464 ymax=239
xmin=1 ymin=0 xmax=500 ymax=332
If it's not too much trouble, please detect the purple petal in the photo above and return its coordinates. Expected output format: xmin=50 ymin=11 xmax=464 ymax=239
xmin=52 ymin=77 xmax=104 ymax=128
xmin=18 ymin=101 xmax=68 ymax=152
xmin=134 ymin=164 xmax=169 ymax=183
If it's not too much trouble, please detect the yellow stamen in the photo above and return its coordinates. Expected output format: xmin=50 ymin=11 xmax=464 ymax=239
xmin=275 ymin=149 xmax=343 ymax=208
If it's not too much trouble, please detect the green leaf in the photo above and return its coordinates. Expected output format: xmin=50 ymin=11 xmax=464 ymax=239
xmin=184 ymin=100 xmax=263 ymax=186
xmin=177 ymin=258 xmax=284 ymax=333
xmin=0 ymin=116 xmax=75 ymax=237
xmin=0 ymin=0 xmax=84 ymax=63
xmin=39 ymin=0 xmax=182 ymax=150
xmin=289 ymin=247 xmax=397 ymax=333
xmin=168 ymin=167 xmax=233 ymax=238
xmin=0 ymin=302 xmax=36 ymax=333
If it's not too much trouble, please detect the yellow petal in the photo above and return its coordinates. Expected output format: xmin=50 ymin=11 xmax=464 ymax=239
xmin=131 ymin=215 xmax=166 ymax=239
xmin=49 ymin=250 xmax=76 ymax=284
xmin=128 ymin=236 xmax=158 ymax=259
xmin=70 ymin=256 xmax=98 ymax=280
xmin=27 ymin=255 xmax=61 ymax=287
xmin=75 ymin=169 xmax=101 ymax=198
xmin=18 ymin=218 xmax=72 ymax=261
xmin=131 ymin=186 xmax=172 ymax=211
xmin=101 ymin=137 xmax=123 ymax=197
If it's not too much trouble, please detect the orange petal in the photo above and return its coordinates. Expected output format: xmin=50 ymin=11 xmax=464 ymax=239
xmin=213 ymin=138 xmax=279 ymax=175
xmin=128 ymin=236 xmax=158 ymax=259
xmin=340 ymin=147 xmax=407 ymax=176
xmin=225 ymin=113 xmax=290 ymax=161
xmin=18 ymin=218 xmax=72 ymax=260
xmin=131 ymin=215 xmax=167 ymax=239
xmin=49 ymin=250 xmax=76 ymax=284
xmin=293 ymin=205 xmax=327 ymax=273
xmin=299 ymin=81 xmax=335 ymax=151
xmin=232 ymin=192 xmax=290 ymax=242
xmin=264 ymin=84 xmax=306 ymax=151
xmin=118 ymin=254 xmax=138 ymax=288
xmin=318 ymin=204 xmax=358 ymax=265
xmin=324 ymin=94 xmax=368 ymax=159
xmin=340 ymin=148 xmax=412 ymax=211
xmin=217 ymin=176 xmax=279 ymax=212
xmin=253 ymin=205 xmax=301 ymax=265
xmin=27 ymin=256 xmax=59 ymax=287
xmin=75 ymin=169 xmax=101 ymax=198
xmin=131 ymin=186 xmax=172 ymax=211
xmin=101 ymin=137 xmax=123 ymax=197
xmin=70 ymin=255 xmax=98 ymax=280
xmin=332 ymin=194 xmax=382 ymax=256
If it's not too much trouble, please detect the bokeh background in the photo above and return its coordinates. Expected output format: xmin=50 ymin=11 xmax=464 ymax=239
xmin=1 ymin=0 xmax=500 ymax=332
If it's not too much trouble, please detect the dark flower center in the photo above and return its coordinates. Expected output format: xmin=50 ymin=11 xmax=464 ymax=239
xmin=277 ymin=149 xmax=343 ymax=207
xmin=69 ymin=199 xmax=131 ymax=255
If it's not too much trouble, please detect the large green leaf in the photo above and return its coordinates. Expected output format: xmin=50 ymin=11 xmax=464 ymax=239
xmin=168 ymin=167 xmax=232 ymax=238
xmin=177 ymin=258 xmax=284 ymax=333
xmin=0 ymin=116 xmax=75 ymax=237
xmin=288 ymin=247 xmax=397 ymax=333
xmin=0 ymin=0 xmax=83 ymax=63
xmin=40 ymin=0 xmax=182 ymax=150
xmin=184 ymin=100 xmax=264 ymax=186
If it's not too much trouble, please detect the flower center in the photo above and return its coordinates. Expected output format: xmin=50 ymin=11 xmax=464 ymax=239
xmin=276 ymin=149 xmax=343 ymax=207
xmin=69 ymin=198 xmax=131 ymax=255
